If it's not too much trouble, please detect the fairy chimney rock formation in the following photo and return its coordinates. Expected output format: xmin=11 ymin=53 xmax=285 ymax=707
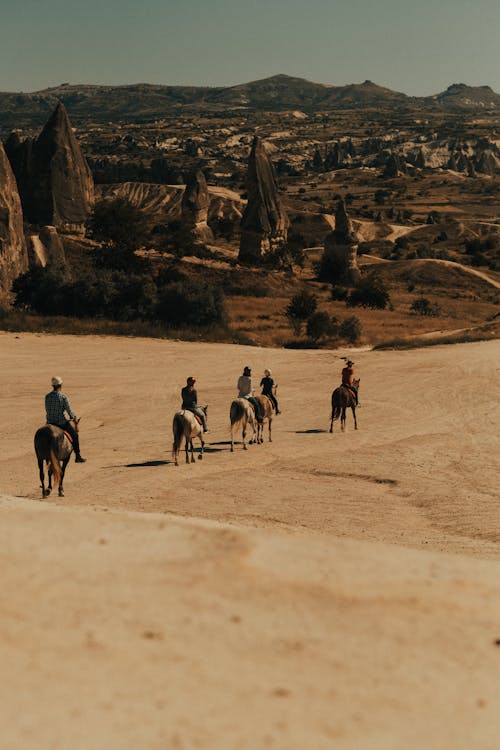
xmin=239 ymin=136 xmax=289 ymax=262
xmin=181 ymin=170 xmax=213 ymax=243
xmin=0 ymin=142 xmax=28 ymax=295
xmin=6 ymin=102 xmax=94 ymax=232
xmin=324 ymin=198 xmax=361 ymax=285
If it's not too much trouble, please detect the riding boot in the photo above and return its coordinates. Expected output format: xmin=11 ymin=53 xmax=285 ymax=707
xmin=72 ymin=434 xmax=87 ymax=462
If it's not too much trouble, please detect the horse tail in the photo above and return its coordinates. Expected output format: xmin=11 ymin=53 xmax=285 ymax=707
xmin=331 ymin=390 xmax=341 ymax=422
xmin=230 ymin=400 xmax=246 ymax=436
xmin=48 ymin=449 xmax=61 ymax=485
xmin=172 ymin=414 xmax=185 ymax=462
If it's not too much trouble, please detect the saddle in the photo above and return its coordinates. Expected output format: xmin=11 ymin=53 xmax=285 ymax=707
xmin=62 ymin=429 xmax=74 ymax=445
xmin=182 ymin=409 xmax=204 ymax=427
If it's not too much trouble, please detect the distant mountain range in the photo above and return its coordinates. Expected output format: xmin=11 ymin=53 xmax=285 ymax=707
xmin=1 ymin=75 xmax=500 ymax=130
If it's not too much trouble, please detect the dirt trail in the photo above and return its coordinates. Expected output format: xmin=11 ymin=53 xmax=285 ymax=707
xmin=1 ymin=333 xmax=499 ymax=749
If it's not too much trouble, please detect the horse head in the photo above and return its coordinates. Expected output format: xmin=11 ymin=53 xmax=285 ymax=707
xmin=72 ymin=417 xmax=81 ymax=433
xmin=353 ymin=378 xmax=360 ymax=390
xmin=202 ymin=405 xmax=208 ymax=415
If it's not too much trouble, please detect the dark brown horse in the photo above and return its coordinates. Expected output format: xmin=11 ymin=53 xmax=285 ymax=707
xmin=34 ymin=418 xmax=80 ymax=497
xmin=330 ymin=378 xmax=360 ymax=433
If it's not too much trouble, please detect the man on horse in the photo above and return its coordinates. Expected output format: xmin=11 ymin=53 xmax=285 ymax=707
xmin=181 ymin=377 xmax=208 ymax=432
xmin=237 ymin=366 xmax=264 ymax=423
xmin=45 ymin=376 xmax=86 ymax=462
xmin=341 ymin=360 xmax=359 ymax=406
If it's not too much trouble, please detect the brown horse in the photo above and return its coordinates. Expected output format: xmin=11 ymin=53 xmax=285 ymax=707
xmin=330 ymin=378 xmax=360 ymax=433
xmin=229 ymin=398 xmax=257 ymax=451
xmin=255 ymin=395 xmax=274 ymax=444
xmin=172 ymin=407 xmax=207 ymax=465
xmin=34 ymin=418 xmax=80 ymax=497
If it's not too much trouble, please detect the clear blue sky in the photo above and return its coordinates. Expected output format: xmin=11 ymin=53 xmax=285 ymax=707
xmin=1 ymin=0 xmax=499 ymax=95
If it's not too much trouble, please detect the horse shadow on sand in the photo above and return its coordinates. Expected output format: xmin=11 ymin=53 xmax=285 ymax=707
xmin=293 ymin=429 xmax=328 ymax=434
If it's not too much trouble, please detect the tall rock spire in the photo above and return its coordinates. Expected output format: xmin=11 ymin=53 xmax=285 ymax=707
xmin=238 ymin=136 xmax=289 ymax=262
xmin=0 ymin=142 xmax=28 ymax=294
xmin=181 ymin=170 xmax=214 ymax=243
xmin=6 ymin=102 xmax=94 ymax=231
xmin=323 ymin=198 xmax=360 ymax=286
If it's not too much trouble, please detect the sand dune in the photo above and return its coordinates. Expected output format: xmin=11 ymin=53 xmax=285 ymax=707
xmin=1 ymin=333 xmax=499 ymax=748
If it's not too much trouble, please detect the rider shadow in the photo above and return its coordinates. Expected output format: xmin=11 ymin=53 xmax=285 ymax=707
xmin=294 ymin=429 xmax=328 ymax=434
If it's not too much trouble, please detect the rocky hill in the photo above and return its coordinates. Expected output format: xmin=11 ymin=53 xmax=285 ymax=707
xmin=429 ymin=83 xmax=500 ymax=109
xmin=1 ymin=75 xmax=500 ymax=130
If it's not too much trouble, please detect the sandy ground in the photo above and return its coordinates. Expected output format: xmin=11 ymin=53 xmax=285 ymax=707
xmin=1 ymin=332 xmax=500 ymax=749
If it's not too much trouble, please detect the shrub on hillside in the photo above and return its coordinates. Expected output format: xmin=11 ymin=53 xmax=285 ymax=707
xmin=339 ymin=315 xmax=362 ymax=343
xmin=285 ymin=291 xmax=318 ymax=335
xmin=89 ymin=198 xmax=148 ymax=249
xmin=306 ymin=311 xmax=338 ymax=342
xmin=155 ymin=280 xmax=226 ymax=328
xmin=410 ymin=297 xmax=441 ymax=317
xmin=346 ymin=277 xmax=391 ymax=309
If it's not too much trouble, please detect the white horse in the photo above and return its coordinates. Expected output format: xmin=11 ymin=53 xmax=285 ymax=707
xmin=229 ymin=398 xmax=257 ymax=452
xmin=172 ymin=407 xmax=207 ymax=466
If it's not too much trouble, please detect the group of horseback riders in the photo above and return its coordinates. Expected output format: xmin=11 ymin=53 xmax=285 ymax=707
xmin=44 ymin=360 xmax=359 ymax=461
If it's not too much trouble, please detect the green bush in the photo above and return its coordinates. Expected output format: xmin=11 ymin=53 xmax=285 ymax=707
xmin=285 ymin=291 xmax=318 ymax=335
xmin=89 ymin=198 xmax=148 ymax=249
xmin=410 ymin=297 xmax=441 ymax=317
xmin=155 ymin=280 xmax=226 ymax=328
xmin=346 ymin=278 xmax=391 ymax=309
xmin=306 ymin=311 xmax=334 ymax=342
xmin=339 ymin=315 xmax=362 ymax=343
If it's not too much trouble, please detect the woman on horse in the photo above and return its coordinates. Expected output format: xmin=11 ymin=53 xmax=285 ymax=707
xmin=237 ymin=366 xmax=264 ymax=423
xmin=341 ymin=360 xmax=359 ymax=405
xmin=45 ymin=376 xmax=86 ymax=462
xmin=181 ymin=377 xmax=208 ymax=432
xmin=260 ymin=369 xmax=281 ymax=414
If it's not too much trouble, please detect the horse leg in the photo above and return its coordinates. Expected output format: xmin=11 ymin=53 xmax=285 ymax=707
xmin=185 ymin=436 xmax=189 ymax=464
xmin=243 ymin=424 xmax=247 ymax=450
xmin=47 ymin=462 xmax=53 ymax=494
xmin=38 ymin=459 xmax=48 ymax=498
xmin=341 ymin=407 xmax=346 ymax=431
xmin=59 ymin=455 xmax=70 ymax=497
xmin=352 ymin=406 xmax=358 ymax=430
xmin=198 ymin=435 xmax=204 ymax=461
xmin=329 ymin=415 xmax=333 ymax=433
xmin=190 ymin=439 xmax=195 ymax=463
xmin=268 ymin=418 xmax=272 ymax=443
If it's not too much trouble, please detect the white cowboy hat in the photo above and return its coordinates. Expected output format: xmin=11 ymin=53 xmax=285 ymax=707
xmin=51 ymin=376 xmax=63 ymax=386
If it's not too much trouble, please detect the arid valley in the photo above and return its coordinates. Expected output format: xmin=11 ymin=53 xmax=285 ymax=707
xmin=1 ymin=16 xmax=500 ymax=743
xmin=1 ymin=332 xmax=499 ymax=749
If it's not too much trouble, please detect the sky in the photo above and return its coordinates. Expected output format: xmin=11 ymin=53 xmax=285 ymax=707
xmin=1 ymin=0 xmax=499 ymax=95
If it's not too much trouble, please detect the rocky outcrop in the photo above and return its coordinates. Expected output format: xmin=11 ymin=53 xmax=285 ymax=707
xmin=239 ymin=136 xmax=289 ymax=262
xmin=0 ymin=143 xmax=28 ymax=295
xmin=181 ymin=170 xmax=214 ymax=243
xmin=27 ymin=226 xmax=66 ymax=268
xmin=383 ymin=152 xmax=407 ymax=177
xmin=323 ymin=198 xmax=360 ymax=285
xmin=6 ymin=102 xmax=94 ymax=231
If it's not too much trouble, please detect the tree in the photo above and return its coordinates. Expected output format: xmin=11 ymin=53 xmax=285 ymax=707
xmin=306 ymin=311 xmax=334 ymax=342
xmin=285 ymin=291 xmax=318 ymax=336
xmin=339 ymin=315 xmax=362 ymax=343
xmin=410 ymin=297 xmax=441 ymax=317
xmin=346 ymin=277 xmax=391 ymax=309
xmin=89 ymin=198 xmax=148 ymax=250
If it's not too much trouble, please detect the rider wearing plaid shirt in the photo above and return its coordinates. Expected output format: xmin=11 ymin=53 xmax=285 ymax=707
xmin=45 ymin=376 xmax=86 ymax=462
